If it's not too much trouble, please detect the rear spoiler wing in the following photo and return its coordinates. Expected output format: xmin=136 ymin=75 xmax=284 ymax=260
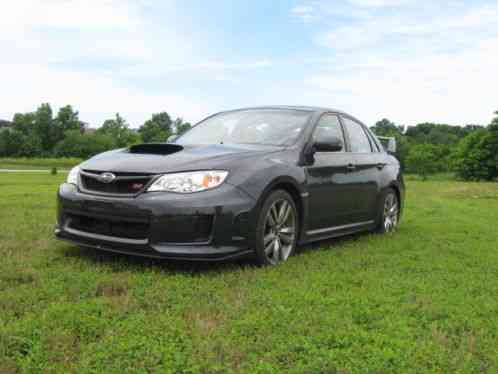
xmin=376 ymin=136 xmax=397 ymax=153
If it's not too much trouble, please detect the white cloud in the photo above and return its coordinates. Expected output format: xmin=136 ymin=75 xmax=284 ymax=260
xmin=316 ymin=3 xmax=498 ymax=50
xmin=121 ymin=60 xmax=273 ymax=77
xmin=0 ymin=0 xmax=273 ymax=126
xmin=303 ymin=2 xmax=498 ymax=125
xmin=291 ymin=4 xmax=318 ymax=23
xmin=0 ymin=62 xmax=211 ymax=127
xmin=292 ymin=5 xmax=314 ymax=13
xmin=0 ymin=0 xmax=141 ymax=31
xmin=307 ymin=38 xmax=498 ymax=126
xmin=347 ymin=0 xmax=413 ymax=7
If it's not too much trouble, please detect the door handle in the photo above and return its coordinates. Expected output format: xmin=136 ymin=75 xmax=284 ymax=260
xmin=376 ymin=162 xmax=387 ymax=170
xmin=347 ymin=164 xmax=356 ymax=172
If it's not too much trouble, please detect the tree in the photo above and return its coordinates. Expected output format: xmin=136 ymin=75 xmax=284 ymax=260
xmin=370 ymin=119 xmax=403 ymax=137
xmin=138 ymin=112 xmax=172 ymax=142
xmin=406 ymin=144 xmax=439 ymax=180
xmin=453 ymin=130 xmax=489 ymax=180
xmin=56 ymin=105 xmax=82 ymax=132
xmin=174 ymin=118 xmax=192 ymax=136
xmin=12 ymin=112 xmax=36 ymax=135
xmin=478 ymin=115 xmax=498 ymax=179
xmin=370 ymin=119 xmax=409 ymax=168
xmin=53 ymin=105 xmax=84 ymax=143
xmin=0 ymin=130 xmax=23 ymax=156
xmin=453 ymin=112 xmax=498 ymax=181
xmin=33 ymin=103 xmax=56 ymax=153
xmin=97 ymin=113 xmax=139 ymax=148
xmin=19 ymin=133 xmax=43 ymax=157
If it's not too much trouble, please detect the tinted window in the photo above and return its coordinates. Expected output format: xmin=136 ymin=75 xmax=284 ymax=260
xmin=343 ymin=117 xmax=372 ymax=153
xmin=312 ymin=114 xmax=345 ymax=151
xmin=365 ymin=128 xmax=381 ymax=152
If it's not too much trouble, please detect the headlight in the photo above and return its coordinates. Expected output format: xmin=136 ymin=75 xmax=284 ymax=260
xmin=147 ymin=170 xmax=228 ymax=193
xmin=67 ymin=166 xmax=80 ymax=185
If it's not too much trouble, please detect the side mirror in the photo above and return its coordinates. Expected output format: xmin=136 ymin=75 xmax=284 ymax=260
xmin=167 ymin=134 xmax=178 ymax=143
xmin=377 ymin=136 xmax=397 ymax=153
xmin=313 ymin=136 xmax=343 ymax=152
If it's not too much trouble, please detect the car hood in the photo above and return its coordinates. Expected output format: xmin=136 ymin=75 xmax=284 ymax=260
xmin=80 ymin=143 xmax=284 ymax=174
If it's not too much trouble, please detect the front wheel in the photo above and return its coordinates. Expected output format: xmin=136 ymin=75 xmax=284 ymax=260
xmin=376 ymin=189 xmax=399 ymax=234
xmin=254 ymin=190 xmax=298 ymax=266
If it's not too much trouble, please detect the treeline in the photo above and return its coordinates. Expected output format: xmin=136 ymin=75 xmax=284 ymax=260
xmin=370 ymin=112 xmax=498 ymax=181
xmin=0 ymin=103 xmax=191 ymax=159
xmin=0 ymin=103 xmax=496 ymax=181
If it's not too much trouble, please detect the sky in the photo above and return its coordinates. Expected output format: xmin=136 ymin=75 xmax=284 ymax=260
xmin=1 ymin=0 xmax=498 ymax=128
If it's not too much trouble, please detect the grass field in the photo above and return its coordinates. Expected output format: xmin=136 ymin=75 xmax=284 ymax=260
xmin=0 ymin=158 xmax=81 ymax=170
xmin=0 ymin=173 xmax=497 ymax=373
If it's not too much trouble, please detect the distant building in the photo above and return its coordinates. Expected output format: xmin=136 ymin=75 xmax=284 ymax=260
xmin=83 ymin=127 xmax=97 ymax=134
xmin=0 ymin=119 xmax=12 ymax=131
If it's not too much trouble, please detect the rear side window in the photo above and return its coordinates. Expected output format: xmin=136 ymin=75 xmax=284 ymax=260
xmin=342 ymin=117 xmax=372 ymax=153
xmin=365 ymin=128 xmax=381 ymax=152
xmin=312 ymin=114 xmax=345 ymax=149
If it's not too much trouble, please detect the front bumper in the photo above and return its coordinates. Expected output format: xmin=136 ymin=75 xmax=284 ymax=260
xmin=55 ymin=183 xmax=257 ymax=260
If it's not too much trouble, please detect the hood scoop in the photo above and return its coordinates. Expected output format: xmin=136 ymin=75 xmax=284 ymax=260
xmin=128 ymin=143 xmax=184 ymax=155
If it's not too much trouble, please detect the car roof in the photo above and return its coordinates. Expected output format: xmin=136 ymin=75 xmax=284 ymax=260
xmin=222 ymin=106 xmax=366 ymax=126
xmin=228 ymin=105 xmax=347 ymax=115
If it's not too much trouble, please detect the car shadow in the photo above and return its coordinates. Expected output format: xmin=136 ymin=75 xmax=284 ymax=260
xmin=59 ymin=231 xmax=374 ymax=274
xmin=297 ymin=232 xmax=363 ymax=254
xmin=60 ymin=244 xmax=255 ymax=274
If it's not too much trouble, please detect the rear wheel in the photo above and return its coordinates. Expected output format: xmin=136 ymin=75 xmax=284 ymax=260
xmin=254 ymin=190 xmax=298 ymax=266
xmin=377 ymin=188 xmax=399 ymax=233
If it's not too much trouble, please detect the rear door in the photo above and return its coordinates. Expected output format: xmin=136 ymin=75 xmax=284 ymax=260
xmin=305 ymin=114 xmax=357 ymax=230
xmin=341 ymin=116 xmax=381 ymax=222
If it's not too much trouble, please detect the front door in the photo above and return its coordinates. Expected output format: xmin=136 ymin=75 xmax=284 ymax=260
xmin=305 ymin=114 xmax=357 ymax=231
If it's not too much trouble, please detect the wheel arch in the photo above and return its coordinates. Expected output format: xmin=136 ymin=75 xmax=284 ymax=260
xmin=256 ymin=176 xmax=306 ymax=241
xmin=388 ymin=181 xmax=403 ymax=220
xmin=389 ymin=183 xmax=401 ymax=205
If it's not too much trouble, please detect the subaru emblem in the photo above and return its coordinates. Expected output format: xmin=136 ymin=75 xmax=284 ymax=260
xmin=98 ymin=172 xmax=116 ymax=184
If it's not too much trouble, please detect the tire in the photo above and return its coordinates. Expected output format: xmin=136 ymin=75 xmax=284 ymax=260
xmin=254 ymin=190 xmax=299 ymax=266
xmin=376 ymin=188 xmax=399 ymax=234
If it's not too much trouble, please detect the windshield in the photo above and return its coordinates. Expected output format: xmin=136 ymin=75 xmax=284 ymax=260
xmin=176 ymin=109 xmax=311 ymax=146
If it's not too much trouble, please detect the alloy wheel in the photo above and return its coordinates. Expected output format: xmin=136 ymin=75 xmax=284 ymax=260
xmin=383 ymin=193 xmax=399 ymax=233
xmin=263 ymin=199 xmax=296 ymax=264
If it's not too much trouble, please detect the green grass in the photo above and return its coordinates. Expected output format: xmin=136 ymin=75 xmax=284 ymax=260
xmin=0 ymin=158 xmax=82 ymax=170
xmin=404 ymin=172 xmax=457 ymax=181
xmin=0 ymin=173 xmax=497 ymax=373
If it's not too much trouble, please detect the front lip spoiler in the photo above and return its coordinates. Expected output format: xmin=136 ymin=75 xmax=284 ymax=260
xmin=55 ymin=228 xmax=253 ymax=262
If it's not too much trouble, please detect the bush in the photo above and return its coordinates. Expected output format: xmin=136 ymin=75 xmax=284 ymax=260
xmin=406 ymin=144 xmax=439 ymax=180
xmin=453 ymin=124 xmax=497 ymax=181
xmin=54 ymin=131 xmax=116 ymax=159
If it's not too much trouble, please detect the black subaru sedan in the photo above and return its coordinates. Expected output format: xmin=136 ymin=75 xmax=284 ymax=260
xmin=55 ymin=106 xmax=404 ymax=265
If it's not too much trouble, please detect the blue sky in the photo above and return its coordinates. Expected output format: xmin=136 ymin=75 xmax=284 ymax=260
xmin=1 ymin=0 xmax=498 ymax=128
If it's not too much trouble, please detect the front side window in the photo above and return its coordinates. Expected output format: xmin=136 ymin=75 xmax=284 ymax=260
xmin=342 ymin=117 xmax=372 ymax=153
xmin=312 ymin=114 xmax=345 ymax=151
xmin=176 ymin=109 xmax=311 ymax=146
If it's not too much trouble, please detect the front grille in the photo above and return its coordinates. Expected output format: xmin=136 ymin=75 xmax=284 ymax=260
xmin=67 ymin=214 xmax=149 ymax=240
xmin=80 ymin=170 xmax=154 ymax=195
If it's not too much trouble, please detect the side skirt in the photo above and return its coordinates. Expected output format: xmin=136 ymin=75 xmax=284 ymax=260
xmin=299 ymin=220 xmax=376 ymax=245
